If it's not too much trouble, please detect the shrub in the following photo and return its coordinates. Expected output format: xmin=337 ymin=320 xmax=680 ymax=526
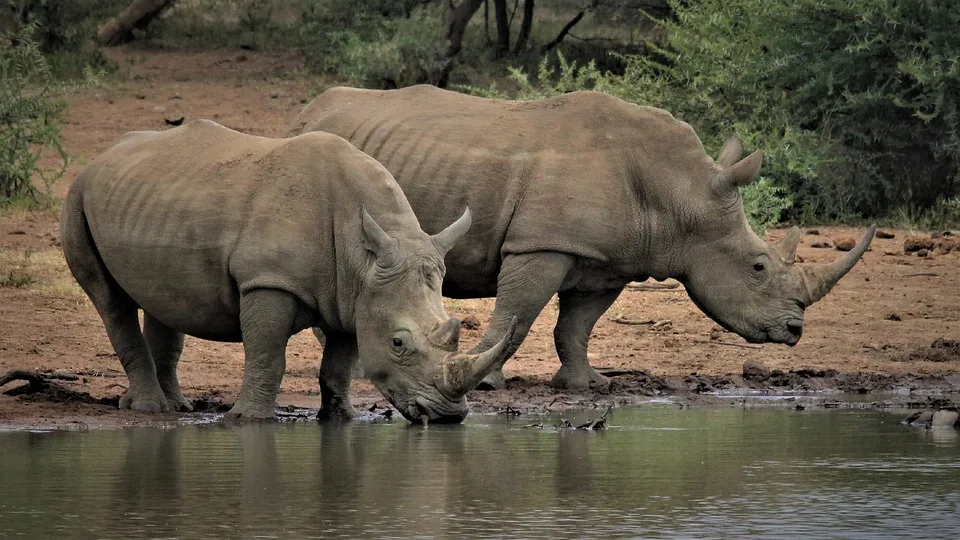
xmin=0 ymin=23 xmax=68 ymax=210
xmin=490 ymin=0 xmax=960 ymax=224
xmin=299 ymin=0 xmax=447 ymax=88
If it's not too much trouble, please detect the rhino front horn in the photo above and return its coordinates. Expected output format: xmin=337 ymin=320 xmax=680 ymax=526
xmin=800 ymin=225 xmax=876 ymax=305
xmin=440 ymin=317 xmax=518 ymax=397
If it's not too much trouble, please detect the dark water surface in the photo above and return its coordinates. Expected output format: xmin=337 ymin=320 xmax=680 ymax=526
xmin=1 ymin=407 xmax=958 ymax=539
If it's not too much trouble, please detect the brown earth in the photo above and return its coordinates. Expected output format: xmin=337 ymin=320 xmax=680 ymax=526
xmin=1 ymin=48 xmax=958 ymax=430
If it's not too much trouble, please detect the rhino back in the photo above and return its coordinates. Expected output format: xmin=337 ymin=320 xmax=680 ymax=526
xmin=290 ymin=86 xmax=719 ymax=292
xmin=75 ymin=120 xmax=395 ymax=338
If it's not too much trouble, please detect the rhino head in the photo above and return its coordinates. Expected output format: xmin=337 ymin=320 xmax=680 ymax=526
xmin=353 ymin=207 xmax=517 ymax=423
xmin=678 ymin=137 xmax=875 ymax=345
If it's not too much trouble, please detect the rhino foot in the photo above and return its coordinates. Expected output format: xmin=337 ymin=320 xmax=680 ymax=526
xmin=550 ymin=364 xmax=610 ymax=390
xmin=165 ymin=391 xmax=194 ymax=412
xmin=474 ymin=369 xmax=506 ymax=391
xmin=224 ymin=400 xmax=276 ymax=422
xmin=317 ymin=404 xmax=357 ymax=422
xmin=120 ymin=389 xmax=170 ymax=413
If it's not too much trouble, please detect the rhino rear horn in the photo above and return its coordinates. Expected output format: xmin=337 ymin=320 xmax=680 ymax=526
xmin=710 ymin=149 xmax=763 ymax=194
xmin=774 ymin=227 xmax=802 ymax=264
xmin=361 ymin=207 xmax=399 ymax=266
xmin=717 ymin=136 xmax=744 ymax=168
xmin=800 ymin=225 xmax=876 ymax=305
xmin=431 ymin=207 xmax=472 ymax=255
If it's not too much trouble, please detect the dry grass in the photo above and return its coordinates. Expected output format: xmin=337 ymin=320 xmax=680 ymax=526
xmin=0 ymin=248 xmax=88 ymax=306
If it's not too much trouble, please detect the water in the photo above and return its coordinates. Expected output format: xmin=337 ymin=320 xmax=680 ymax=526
xmin=1 ymin=407 xmax=957 ymax=539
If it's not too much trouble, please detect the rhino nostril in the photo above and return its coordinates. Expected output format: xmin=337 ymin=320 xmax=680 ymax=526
xmin=786 ymin=320 xmax=803 ymax=339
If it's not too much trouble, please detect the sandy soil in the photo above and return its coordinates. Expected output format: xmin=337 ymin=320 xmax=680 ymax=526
xmin=1 ymin=48 xmax=958 ymax=430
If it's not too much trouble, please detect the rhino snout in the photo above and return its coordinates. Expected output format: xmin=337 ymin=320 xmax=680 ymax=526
xmin=403 ymin=395 xmax=468 ymax=425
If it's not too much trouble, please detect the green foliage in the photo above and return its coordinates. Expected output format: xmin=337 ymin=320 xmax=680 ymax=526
xmin=0 ymin=23 xmax=68 ymax=209
xmin=491 ymin=0 xmax=960 ymax=224
xmin=3 ymin=0 xmax=122 ymax=77
xmin=299 ymin=0 xmax=446 ymax=88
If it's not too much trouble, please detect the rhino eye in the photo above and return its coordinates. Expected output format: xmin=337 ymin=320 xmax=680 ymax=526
xmin=392 ymin=337 xmax=404 ymax=348
xmin=752 ymin=262 xmax=765 ymax=272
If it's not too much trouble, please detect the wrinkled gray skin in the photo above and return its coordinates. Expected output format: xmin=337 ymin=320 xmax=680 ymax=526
xmin=60 ymin=120 xmax=516 ymax=423
xmin=287 ymin=86 xmax=875 ymax=390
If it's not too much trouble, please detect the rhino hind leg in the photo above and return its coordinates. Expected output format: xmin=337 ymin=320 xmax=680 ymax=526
xmin=143 ymin=313 xmax=192 ymax=411
xmin=60 ymin=196 xmax=168 ymax=413
xmin=317 ymin=331 xmax=359 ymax=421
xmin=550 ymin=288 xmax=621 ymax=390
xmin=471 ymin=252 xmax=575 ymax=391
xmin=226 ymin=288 xmax=302 ymax=421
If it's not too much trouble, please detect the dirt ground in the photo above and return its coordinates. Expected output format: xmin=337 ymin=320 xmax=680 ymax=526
xmin=1 ymin=48 xmax=958 ymax=430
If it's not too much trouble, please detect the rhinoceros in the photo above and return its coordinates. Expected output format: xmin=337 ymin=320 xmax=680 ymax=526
xmin=60 ymin=119 xmax=516 ymax=423
xmin=286 ymin=85 xmax=875 ymax=390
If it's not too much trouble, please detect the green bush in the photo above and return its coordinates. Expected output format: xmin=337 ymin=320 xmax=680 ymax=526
xmin=485 ymin=0 xmax=960 ymax=226
xmin=0 ymin=23 xmax=68 ymax=209
xmin=299 ymin=0 xmax=448 ymax=88
xmin=3 ymin=0 xmax=122 ymax=77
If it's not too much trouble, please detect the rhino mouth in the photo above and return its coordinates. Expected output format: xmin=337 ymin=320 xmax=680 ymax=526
xmin=383 ymin=388 xmax=468 ymax=424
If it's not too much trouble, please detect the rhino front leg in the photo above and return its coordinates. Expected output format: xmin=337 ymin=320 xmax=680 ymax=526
xmin=313 ymin=327 xmax=365 ymax=379
xmin=551 ymin=287 xmax=623 ymax=390
xmin=227 ymin=289 xmax=298 ymax=421
xmin=143 ymin=313 xmax=192 ymax=411
xmin=317 ymin=331 xmax=359 ymax=421
xmin=471 ymin=252 xmax=575 ymax=390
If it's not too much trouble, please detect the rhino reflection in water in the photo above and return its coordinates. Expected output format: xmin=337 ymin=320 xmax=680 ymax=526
xmin=288 ymin=85 xmax=875 ymax=390
xmin=60 ymin=120 xmax=516 ymax=423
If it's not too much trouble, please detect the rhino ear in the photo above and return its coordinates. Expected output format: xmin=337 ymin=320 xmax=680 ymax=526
xmin=710 ymin=149 xmax=763 ymax=195
xmin=360 ymin=207 xmax=399 ymax=265
xmin=432 ymin=207 xmax=472 ymax=255
xmin=717 ymin=136 xmax=743 ymax=168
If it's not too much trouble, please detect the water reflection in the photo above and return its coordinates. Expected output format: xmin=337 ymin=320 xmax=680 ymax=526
xmin=0 ymin=408 xmax=957 ymax=538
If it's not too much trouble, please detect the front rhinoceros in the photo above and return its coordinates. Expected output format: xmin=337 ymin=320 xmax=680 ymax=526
xmin=287 ymin=85 xmax=874 ymax=390
xmin=60 ymin=119 xmax=515 ymax=423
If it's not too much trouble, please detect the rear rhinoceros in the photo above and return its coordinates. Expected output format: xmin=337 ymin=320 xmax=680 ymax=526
xmin=287 ymin=85 xmax=874 ymax=390
xmin=60 ymin=119 xmax=515 ymax=423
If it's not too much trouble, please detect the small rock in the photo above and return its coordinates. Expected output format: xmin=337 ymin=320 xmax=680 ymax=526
xmin=916 ymin=248 xmax=929 ymax=257
xmin=875 ymin=230 xmax=895 ymax=239
xmin=885 ymin=312 xmax=902 ymax=321
xmin=460 ymin=314 xmax=481 ymax=330
xmin=270 ymin=92 xmax=280 ymax=99
xmin=8 ymin=230 xmax=26 ymax=235
xmin=811 ymin=242 xmax=832 ymax=249
xmin=935 ymin=236 xmax=960 ymax=253
xmin=883 ymin=250 xmax=897 ymax=256
xmin=833 ymin=236 xmax=856 ymax=251
xmin=152 ymin=105 xmax=166 ymax=113
xmin=164 ymin=116 xmax=185 ymax=126
xmin=135 ymin=93 xmax=146 ymax=100
xmin=742 ymin=359 xmax=771 ymax=381
xmin=930 ymin=409 xmax=959 ymax=428
xmin=904 ymin=235 xmax=934 ymax=252
xmin=170 ymin=94 xmax=182 ymax=100
xmin=806 ymin=229 xmax=820 ymax=235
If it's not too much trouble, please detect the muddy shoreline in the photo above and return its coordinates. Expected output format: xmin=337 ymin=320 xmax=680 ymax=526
xmin=3 ymin=368 xmax=957 ymax=431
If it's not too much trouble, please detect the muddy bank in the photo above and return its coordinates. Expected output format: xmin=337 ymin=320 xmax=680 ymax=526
xmin=3 ymin=367 xmax=958 ymax=431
